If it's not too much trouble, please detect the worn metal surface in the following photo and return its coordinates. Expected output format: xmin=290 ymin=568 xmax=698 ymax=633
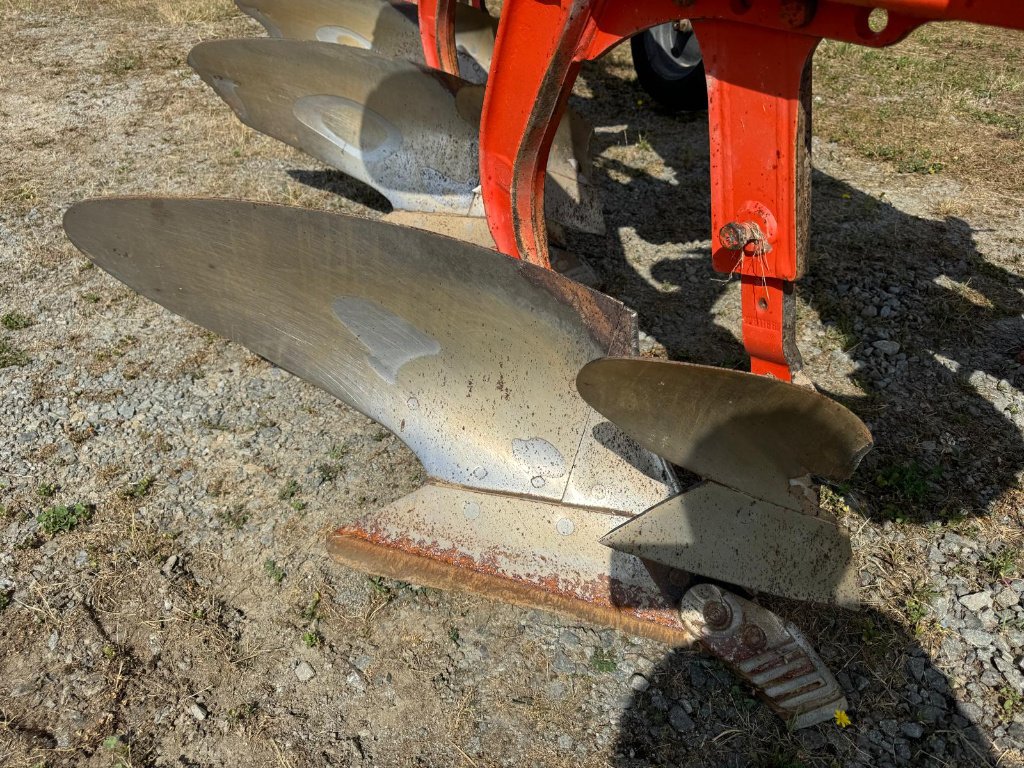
xmin=236 ymin=0 xmax=498 ymax=84
xmin=188 ymin=40 xmax=603 ymax=233
xmin=62 ymin=196 xmax=689 ymax=641
xmin=62 ymin=197 xmax=671 ymax=511
xmin=576 ymin=357 xmax=872 ymax=512
xmin=329 ymin=482 xmax=695 ymax=644
xmin=681 ymin=584 xmax=848 ymax=728
xmin=602 ymin=481 xmax=859 ymax=606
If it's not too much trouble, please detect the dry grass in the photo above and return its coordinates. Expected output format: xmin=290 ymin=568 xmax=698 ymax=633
xmin=817 ymin=23 xmax=1024 ymax=205
xmin=1 ymin=0 xmax=235 ymax=24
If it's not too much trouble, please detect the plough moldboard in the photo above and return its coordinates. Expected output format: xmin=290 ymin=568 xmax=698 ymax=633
xmin=61 ymin=0 xmax=1024 ymax=731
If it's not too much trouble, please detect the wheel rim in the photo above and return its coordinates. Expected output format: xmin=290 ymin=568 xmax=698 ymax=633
xmin=642 ymin=23 xmax=702 ymax=82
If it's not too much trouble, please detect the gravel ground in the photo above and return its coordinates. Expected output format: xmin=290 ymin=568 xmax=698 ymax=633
xmin=2 ymin=4 xmax=1024 ymax=767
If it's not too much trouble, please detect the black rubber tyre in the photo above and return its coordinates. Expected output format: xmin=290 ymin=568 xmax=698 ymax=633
xmin=630 ymin=23 xmax=707 ymax=113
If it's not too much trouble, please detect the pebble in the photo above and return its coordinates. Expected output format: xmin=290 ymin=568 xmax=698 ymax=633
xmin=629 ymin=674 xmax=650 ymax=693
xmin=962 ymin=629 xmax=995 ymax=648
xmin=295 ymin=661 xmax=315 ymax=683
xmin=960 ymin=592 xmax=993 ymax=612
xmin=995 ymin=588 xmax=1020 ymax=609
xmin=188 ymin=703 xmax=208 ymax=721
xmin=902 ymin=722 xmax=924 ymax=739
xmin=669 ymin=706 xmax=695 ymax=733
xmin=161 ymin=554 xmax=178 ymax=577
xmin=873 ymin=340 xmax=901 ymax=356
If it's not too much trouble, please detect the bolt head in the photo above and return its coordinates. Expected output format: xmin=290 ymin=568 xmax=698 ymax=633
xmin=702 ymin=599 xmax=732 ymax=630
xmin=740 ymin=622 xmax=767 ymax=651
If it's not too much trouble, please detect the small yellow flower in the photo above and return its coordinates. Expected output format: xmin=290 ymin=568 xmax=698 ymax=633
xmin=834 ymin=709 xmax=852 ymax=728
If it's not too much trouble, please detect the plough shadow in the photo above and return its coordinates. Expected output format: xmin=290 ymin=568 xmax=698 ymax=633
xmin=570 ymin=61 xmax=1024 ymax=531
xmin=570 ymin=56 xmax=1022 ymax=766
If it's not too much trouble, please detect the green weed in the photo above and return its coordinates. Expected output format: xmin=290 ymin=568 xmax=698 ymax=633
xmin=264 ymin=559 xmax=285 ymax=584
xmin=38 ymin=503 xmax=94 ymax=535
xmin=590 ymin=649 xmax=617 ymax=673
xmin=121 ymin=475 xmax=155 ymax=500
xmin=1 ymin=311 xmax=32 ymax=330
xmin=0 ymin=338 xmax=29 ymax=367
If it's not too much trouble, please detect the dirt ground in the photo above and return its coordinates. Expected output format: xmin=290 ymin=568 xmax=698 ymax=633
xmin=2 ymin=3 xmax=1024 ymax=767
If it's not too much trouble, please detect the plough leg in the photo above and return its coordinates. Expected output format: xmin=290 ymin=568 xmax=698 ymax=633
xmin=418 ymin=0 xmax=459 ymax=74
xmin=695 ymin=20 xmax=819 ymax=381
xmin=480 ymin=0 xmax=595 ymax=267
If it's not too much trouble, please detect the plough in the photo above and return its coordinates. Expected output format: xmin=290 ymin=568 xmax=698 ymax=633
xmin=62 ymin=0 xmax=1024 ymax=729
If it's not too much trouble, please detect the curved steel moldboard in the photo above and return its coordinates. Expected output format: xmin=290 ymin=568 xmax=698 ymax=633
xmin=188 ymin=40 xmax=604 ymax=234
xmin=577 ymin=357 xmax=873 ymax=511
xmin=62 ymin=197 xmax=673 ymax=513
xmin=602 ymin=481 xmax=860 ymax=607
xmin=236 ymin=0 xmax=499 ymax=84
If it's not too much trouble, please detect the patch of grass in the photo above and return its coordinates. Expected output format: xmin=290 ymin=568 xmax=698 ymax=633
xmin=1 ymin=311 xmax=32 ymax=330
xmin=0 ymin=590 xmax=11 ymax=612
xmin=300 ymin=592 xmax=321 ymax=622
xmin=264 ymin=559 xmax=285 ymax=584
xmin=999 ymin=686 xmax=1024 ymax=722
xmin=153 ymin=0 xmax=237 ymax=24
xmin=227 ymin=702 xmax=258 ymax=724
xmin=816 ymin=25 xmax=1024 ymax=203
xmin=216 ymin=503 xmax=248 ymax=530
xmin=103 ymin=51 xmax=140 ymax=74
xmin=120 ymin=475 xmax=155 ymax=500
xmin=101 ymin=733 xmax=131 ymax=768
xmin=36 ymin=481 xmax=57 ymax=499
xmin=37 ymin=502 xmax=94 ymax=535
xmin=983 ymin=546 xmax=1022 ymax=581
xmin=301 ymin=631 xmax=321 ymax=648
xmin=905 ymin=581 xmax=939 ymax=636
xmin=874 ymin=460 xmax=942 ymax=520
xmin=0 ymin=338 xmax=29 ymax=367
xmin=278 ymin=479 xmax=300 ymax=501
xmin=590 ymin=648 xmax=617 ymax=673
xmin=317 ymin=462 xmax=343 ymax=483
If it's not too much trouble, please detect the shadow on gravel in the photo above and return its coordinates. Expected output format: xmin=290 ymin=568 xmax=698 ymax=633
xmin=569 ymin=59 xmax=1024 ymax=530
xmin=609 ymin=607 xmax=1000 ymax=767
xmin=566 ymin=56 xmax=1023 ymax=768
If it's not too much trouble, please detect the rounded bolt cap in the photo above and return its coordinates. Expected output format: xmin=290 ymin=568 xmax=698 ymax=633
xmin=702 ymin=599 xmax=732 ymax=630
xmin=740 ymin=622 xmax=768 ymax=651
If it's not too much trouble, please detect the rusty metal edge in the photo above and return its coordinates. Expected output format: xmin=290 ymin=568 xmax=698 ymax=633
xmin=326 ymin=526 xmax=697 ymax=648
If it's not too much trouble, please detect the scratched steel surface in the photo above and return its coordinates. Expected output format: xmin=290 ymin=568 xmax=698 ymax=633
xmin=602 ymin=481 xmax=859 ymax=606
xmin=236 ymin=0 xmax=499 ymax=84
xmin=62 ymin=198 xmax=672 ymax=512
xmin=577 ymin=357 xmax=873 ymax=512
xmin=329 ymin=482 xmax=694 ymax=643
xmin=188 ymin=40 xmax=604 ymax=235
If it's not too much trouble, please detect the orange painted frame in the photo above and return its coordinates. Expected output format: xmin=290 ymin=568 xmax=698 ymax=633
xmin=422 ymin=0 xmax=1024 ymax=377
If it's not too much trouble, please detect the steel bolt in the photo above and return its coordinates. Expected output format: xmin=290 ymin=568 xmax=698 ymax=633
xmin=702 ymin=599 xmax=732 ymax=630
xmin=718 ymin=221 xmax=760 ymax=250
xmin=740 ymin=622 xmax=768 ymax=651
